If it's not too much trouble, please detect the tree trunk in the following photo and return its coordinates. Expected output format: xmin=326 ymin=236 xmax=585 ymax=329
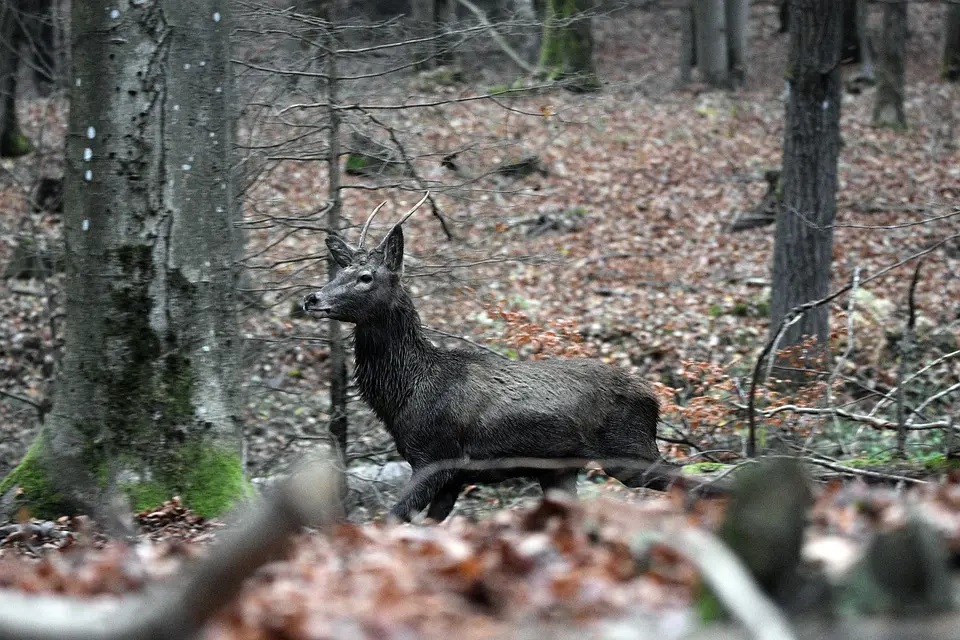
xmin=678 ymin=0 xmax=695 ymax=87
xmin=872 ymin=0 xmax=906 ymax=130
xmin=514 ymin=0 xmax=541 ymax=66
xmin=325 ymin=11 xmax=349 ymax=504
xmin=725 ymin=0 xmax=748 ymax=89
xmin=538 ymin=0 xmax=600 ymax=92
xmin=411 ymin=0 xmax=438 ymax=69
xmin=0 ymin=0 xmax=244 ymax=520
xmin=0 ymin=0 xmax=31 ymax=157
xmin=770 ymin=0 xmax=842 ymax=362
xmin=944 ymin=1 xmax=960 ymax=82
xmin=693 ymin=0 xmax=728 ymax=89
xmin=22 ymin=0 xmax=56 ymax=94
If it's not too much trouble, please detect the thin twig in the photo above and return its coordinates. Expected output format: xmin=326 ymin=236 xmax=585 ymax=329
xmin=747 ymin=233 xmax=960 ymax=457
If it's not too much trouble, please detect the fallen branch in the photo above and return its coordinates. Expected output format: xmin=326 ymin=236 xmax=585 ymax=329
xmin=0 ymin=461 xmax=342 ymax=640
xmin=667 ymin=527 xmax=797 ymax=640
xmin=747 ymin=233 xmax=960 ymax=456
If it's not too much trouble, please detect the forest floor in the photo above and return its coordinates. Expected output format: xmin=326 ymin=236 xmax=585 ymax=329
xmin=0 ymin=2 xmax=959 ymax=637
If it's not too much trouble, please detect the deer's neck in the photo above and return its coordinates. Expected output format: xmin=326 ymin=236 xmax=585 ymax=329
xmin=352 ymin=289 xmax=433 ymax=428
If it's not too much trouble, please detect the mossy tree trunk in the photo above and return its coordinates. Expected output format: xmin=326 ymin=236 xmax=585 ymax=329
xmin=944 ymin=1 xmax=960 ymax=82
xmin=538 ymin=0 xmax=599 ymax=92
xmin=0 ymin=0 xmax=32 ymax=157
xmin=872 ymin=0 xmax=906 ymax=130
xmin=769 ymin=0 xmax=842 ymax=364
xmin=0 ymin=0 xmax=245 ymax=520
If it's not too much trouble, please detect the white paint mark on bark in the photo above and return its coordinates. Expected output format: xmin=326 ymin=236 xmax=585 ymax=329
xmin=213 ymin=12 xmax=221 ymax=22
xmin=110 ymin=9 xmax=120 ymax=19
xmin=202 ymin=345 xmax=211 ymax=352
xmin=75 ymin=78 xmax=82 ymax=87
xmin=182 ymin=164 xmax=192 ymax=171
xmin=87 ymin=126 xmax=96 ymax=139
xmin=83 ymin=148 xmax=92 ymax=161
xmin=84 ymin=170 xmax=93 ymax=181
xmin=184 ymin=63 xmax=191 ymax=70
xmin=173 ymin=104 xmax=180 ymax=111
xmin=215 ymin=87 xmax=222 ymax=93
xmin=199 ymin=61 xmax=206 ymax=67
xmin=82 ymin=219 xmax=89 ymax=231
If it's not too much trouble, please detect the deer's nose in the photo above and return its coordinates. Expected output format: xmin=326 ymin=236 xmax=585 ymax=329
xmin=303 ymin=292 xmax=319 ymax=310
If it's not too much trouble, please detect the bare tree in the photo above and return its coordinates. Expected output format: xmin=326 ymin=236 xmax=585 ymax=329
xmin=872 ymin=0 xmax=907 ymax=130
xmin=538 ymin=0 xmax=599 ymax=91
xmin=944 ymin=0 xmax=960 ymax=82
xmin=0 ymin=0 xmax=244 ymax=519
xmin=725 ymin=0 xmax=748 ymax=89
xmin=693 ymin=0 xmax=729 ymax=88
xmin=769 ymin=0 xmax=842 ymax=361
xmin=685 ymin=0 xmax=748 ymax=90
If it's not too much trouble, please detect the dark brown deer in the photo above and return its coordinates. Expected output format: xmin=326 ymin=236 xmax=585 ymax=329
xmin=303 ymin=194 xmax=676 ymax=522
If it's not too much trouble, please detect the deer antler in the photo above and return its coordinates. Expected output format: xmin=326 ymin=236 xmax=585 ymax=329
xmin=392 ymin=191 xmax=430 ymax=230
xmin=357 ymin=200 xmax=388 ymax=250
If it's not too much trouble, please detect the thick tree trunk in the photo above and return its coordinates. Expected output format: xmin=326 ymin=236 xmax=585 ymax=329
xmin=770 ymin=0 xmax=842 ymax=361
xmin=0 ymin=1 xmax=31 ymax=157
xmin=944 ymin=1 xmax=960 ymax=82
xmin=538 ymin=0 xmax=600 ymax=92
xmin=0 ymin=0 xmax=244 ymax=519
xmin=873 ymin=1 xmax=907 ymax=130
xmin=725 ymin=0 xmax=748 ymax=89
xmin=693 ymin=0 xmax=728 ymax=89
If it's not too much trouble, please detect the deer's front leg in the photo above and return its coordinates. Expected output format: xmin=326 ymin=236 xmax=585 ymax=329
xmin=390 ymin=465 xmax=458 ymax=523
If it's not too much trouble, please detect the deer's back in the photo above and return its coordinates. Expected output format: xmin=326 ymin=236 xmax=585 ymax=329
xmin=398 ymin=349 xmax=660 ymax=461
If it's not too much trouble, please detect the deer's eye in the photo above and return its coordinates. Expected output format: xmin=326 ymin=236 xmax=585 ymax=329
xmin=358 ymin=273 xmax=373 ymax=284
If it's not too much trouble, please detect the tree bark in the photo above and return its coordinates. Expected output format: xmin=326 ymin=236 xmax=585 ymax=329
xmin=872 ymin=0 xmax=906 ymax=130
xmin=538 ymin=0 xmax=600 ymax=92
xmin=678 ymin=0 xmax=695 ymax=87
xmin=725 ymin=0 xmax=748 ymax=89
xmin=770 ymin=0 xmax=842 ymax=361
xmin=0 ymin=0 xmax=31 ymax=157
xmin=944 ymin=1 xmax=960 ymax=82
xmin=693 ymin=0 xmax=728 ymax=89
xmin=0 ymin=0 xmax=244 ymax=519
xmin=22 ymin=0 xmax=57 ymax=94
xmin=324 ymin=9 xmax=349 ymax=504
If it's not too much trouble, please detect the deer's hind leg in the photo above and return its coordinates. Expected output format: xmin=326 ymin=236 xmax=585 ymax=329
xmin=538 ymin=469 xmax=579 ymax=498
xmin=425 ymin=476 xmax=463 ymax=523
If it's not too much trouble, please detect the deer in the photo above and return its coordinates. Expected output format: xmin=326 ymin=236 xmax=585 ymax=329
xmin=302 ymin=193 xmax=679 ymax=523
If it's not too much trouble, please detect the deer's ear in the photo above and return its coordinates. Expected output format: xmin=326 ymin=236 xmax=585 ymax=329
xmin=381 ymin=225 xmax=404 ymax=272
xmin=326 ymin=234 xmax=355 ymax=268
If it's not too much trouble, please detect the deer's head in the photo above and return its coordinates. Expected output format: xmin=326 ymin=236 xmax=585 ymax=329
xmin=302 ymin=193 xmax=428 ymax=325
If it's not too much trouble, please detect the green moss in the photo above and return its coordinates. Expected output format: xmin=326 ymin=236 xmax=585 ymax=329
xmin=0 ymin=131 xmax=34 ymax=158
xmin=345 ymin=154 xmax=373 ymax=175
xmin=124 ymin=480 xmax=172 ymax=513
xmin=112 ymin=444 xmax=245 ymax=517
xmin=0 ymin=439 xmax=72 ymax=519
xmin=682 ymin=462 xmax=731 ymax=475
xmin=921 ymin=454 xmax=960 ymax=473
xmin=178 ymin=444 xmax=246 ymax=517
xmin=537 ymin=0 xmax=600 ymax=92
